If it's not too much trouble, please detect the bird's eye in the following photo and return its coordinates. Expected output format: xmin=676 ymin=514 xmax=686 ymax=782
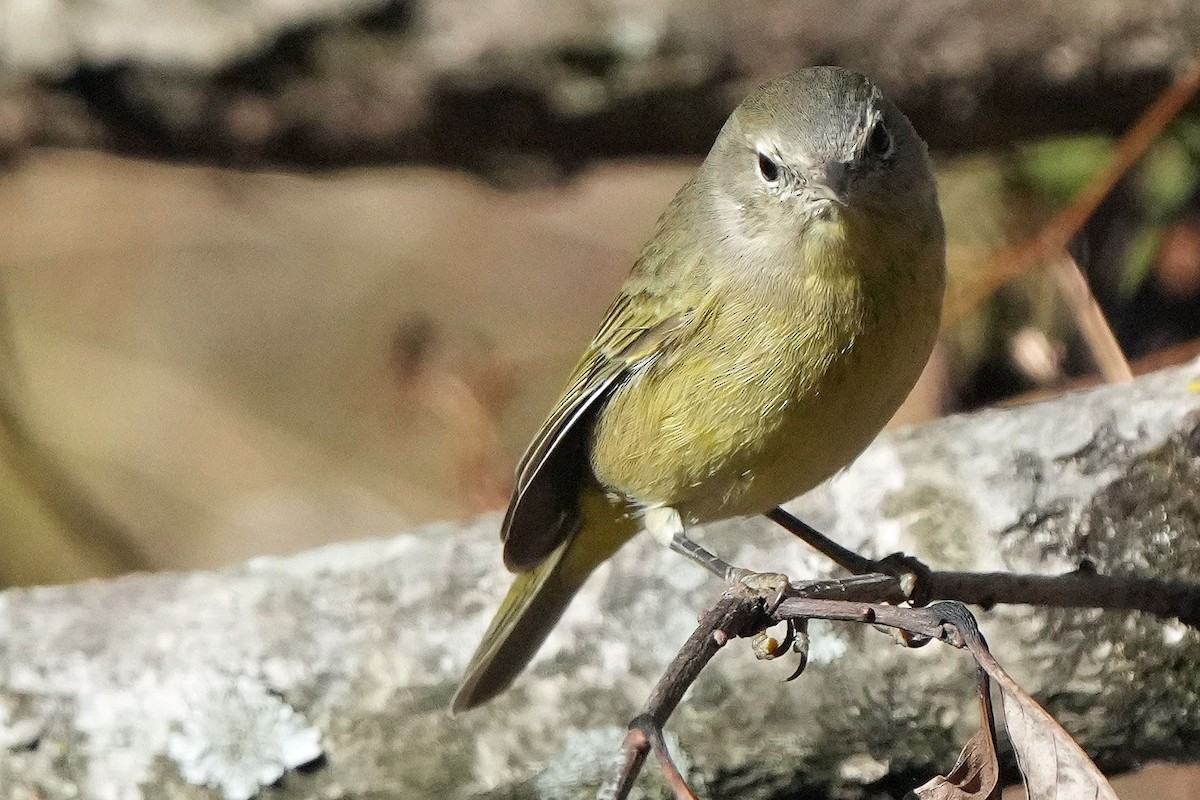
xmin=867 ymin=122 xmax=894 ymax=159
xmin=757 ymin=151 xmax=780 ymax=183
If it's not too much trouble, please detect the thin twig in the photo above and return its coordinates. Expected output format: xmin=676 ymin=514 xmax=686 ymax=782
xmin=598 ymin=575 xmax=908 ymax=799
xmin=602 ymin=555 xmax=1174 ymax=797
xmin=1049 ymin=253 xmax=1133 ymax=382
xmin=926 ymin=568 xmax=1200 ymax=628
xmin=638 ymin=718 xmax=698 ymax=800
xmin=601 ymin=590 xmax=992 ymax=798
xmin=950 ymin=56 xmax=1200 ymax=328
xmin=768 ymin=508 xmax=1200 ymax=627
xmin=603 ymin=504 xmax=1200 ymax=796
xmin=603 ymin=504 xmax=1190 ymax=797
xmin=598 ymin=594 xmax=755 ymax=800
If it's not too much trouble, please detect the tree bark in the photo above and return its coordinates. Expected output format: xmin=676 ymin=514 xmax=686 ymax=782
xmin=1 ymin=360 xmax=1199 ymax=799
xmin=0 ymin=0 xmax=1197 ymax=171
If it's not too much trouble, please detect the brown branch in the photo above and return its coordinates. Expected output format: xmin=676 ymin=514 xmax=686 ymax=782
xmin=597 ymin=594 xmax=751 ymax=800
xmin=948 ymin=56 xmax=1200 ymax=329
xmin=765 ymin=507 xmax=876 ymax=574
xmin=923 ymin=568 xmax=1200 ymax=627
xmin=601 ymin=590 xmax=988 ymax=798
xmin=605 ymin=718 xmax=699 ymax=800
xmin=1023 ymin=57 xmax=1200 ymax=269
xmin=767 ymin=507 xmax=1200 ymax=627
xmin=603 ymin=586 xmax=1129 ymax=798
xmin=598 ymin=575 xmax=909 ymax=799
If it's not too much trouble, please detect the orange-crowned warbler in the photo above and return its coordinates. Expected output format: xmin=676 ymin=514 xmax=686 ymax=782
xmin=453 ymin=66 xmax=945 ymax=711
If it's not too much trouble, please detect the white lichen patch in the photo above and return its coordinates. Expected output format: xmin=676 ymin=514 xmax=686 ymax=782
xmin=75 ymin=671 xmax=188 ymax=800
xmin=69 ymin=668 xmax=321 ymax=800
xmin=1162 ymin=620 xmax=1189 ymax=647
xmin=167 ymin=673 xmax=322 ymax=800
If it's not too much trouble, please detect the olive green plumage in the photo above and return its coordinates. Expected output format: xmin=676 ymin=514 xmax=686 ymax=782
xmin=452 ymin=66 xmax=945 ymax=712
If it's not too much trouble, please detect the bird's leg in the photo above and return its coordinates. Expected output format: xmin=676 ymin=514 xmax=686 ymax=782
xmin=765 ymin=506 xmax=931 ymax=603
xmin=764 ymin=507 xmax=875 ymax=573
xmin=643 ymin=506 xmax=791 ymax=614
xmin=644 ymin=506 xmax=739 ymax=581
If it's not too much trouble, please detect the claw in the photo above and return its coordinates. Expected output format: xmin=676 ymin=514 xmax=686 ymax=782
xmin=776 ymin=618 xmax=797 ymax=654
xmin=785 ymin=621 xmax=810 ymax=681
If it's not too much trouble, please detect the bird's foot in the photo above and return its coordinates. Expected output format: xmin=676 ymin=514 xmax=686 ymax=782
xmin=750 ymin=618 xmax=810 ymax=682
xmin=724 ymin=570 xmax=813 ymax=675
xmin=728 ymin=569 xmax=792 ymax=615
xmin=867 ymin=552 xmax=935 ymax=647
xmin=872 ymin=552 xmax=933 ymax=606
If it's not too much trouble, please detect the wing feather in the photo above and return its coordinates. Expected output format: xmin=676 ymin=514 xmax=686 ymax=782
xmin=500 ymin=289 xmax=699 ymax=572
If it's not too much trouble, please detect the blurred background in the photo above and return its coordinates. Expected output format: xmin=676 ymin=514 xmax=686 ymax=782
xmin=0 ymin=0 xmax=1199 ymax=589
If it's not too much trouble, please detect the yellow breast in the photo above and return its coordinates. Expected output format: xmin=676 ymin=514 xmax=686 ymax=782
xmin=589 ymin=214 xmax=943 ymax=523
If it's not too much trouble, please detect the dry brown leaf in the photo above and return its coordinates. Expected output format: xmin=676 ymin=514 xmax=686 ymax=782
xmin=958 ymin=618 xmax=1119 ymax=800
xmin=914 ymin=727 xmax=1001 ymax=799
xmin=993 ymin=681 xmax=1119 ymax=800
xmin=914 ymin=671 xmax=1001 ymax=800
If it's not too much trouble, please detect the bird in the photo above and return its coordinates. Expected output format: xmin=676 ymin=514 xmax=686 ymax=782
xmin=452 ymin=66 xmax=946 ymax=712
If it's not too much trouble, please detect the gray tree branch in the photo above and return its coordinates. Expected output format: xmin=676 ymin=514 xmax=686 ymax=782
xmin=1 ymin=359 xmax=1199 ymax=799
xmin=0 ymin=0 xmax=1198 ymax=169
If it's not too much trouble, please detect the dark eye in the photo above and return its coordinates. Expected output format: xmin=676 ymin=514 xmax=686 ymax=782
xmin=867 ymin=122 xmax=894 ymax=159
xmin=757 ymin=151 xmax=779 ymax=183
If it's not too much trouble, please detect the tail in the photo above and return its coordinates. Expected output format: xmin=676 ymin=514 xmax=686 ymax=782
xmin=451 ymin=488 xmax=636 ymax=712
